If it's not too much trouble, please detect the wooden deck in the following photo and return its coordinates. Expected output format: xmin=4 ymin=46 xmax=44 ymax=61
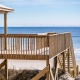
xmin=0 ymin=32 xmax=79 ymax=80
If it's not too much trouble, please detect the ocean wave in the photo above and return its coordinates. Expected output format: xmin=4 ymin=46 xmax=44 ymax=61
xmin=74 ymin=49 xmax=80 ymax=62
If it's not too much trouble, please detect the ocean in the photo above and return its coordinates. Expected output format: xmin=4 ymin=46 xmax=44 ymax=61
xmin=0 ymin=27 xmax=80 ymax=48
xmin=0 ymin=27 xmax=80 ymax=69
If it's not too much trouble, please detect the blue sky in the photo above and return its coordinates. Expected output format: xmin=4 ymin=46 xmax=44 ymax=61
xmin=0 ymin=0 xmax=80 ymax=27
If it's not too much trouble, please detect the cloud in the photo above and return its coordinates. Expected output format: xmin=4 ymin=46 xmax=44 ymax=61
xmin=1 ymin=0 xmax=80 ymax=5
xmin=0 ymin=0 xmax=54 ymax=5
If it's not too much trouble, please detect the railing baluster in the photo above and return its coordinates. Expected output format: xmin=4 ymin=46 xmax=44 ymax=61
xmin=44 ymin=37 xmax=46 ymax=59
xmin=1 ymin=37 xmax=2 ymax=54
xmin=11 ymin=37 xmax=12 ymax=55
xmin=13 ymin=37 xmax=14 ymax=55
xmin=16 ymin=38 xmax=17 ymax=54
xmin=13 ymin=37 xmax=14 ymax=51
xmin=28 ymin=37 xmax=29 ymax=51
xmin=43 ymin=37 xmax=45 ymax=59
xmin=26 ymin=38 xmax=27 ymax=55
xmin=23 ymin=37 xmax=24 ymax=54
xmin=31 ymin=37 xmax=32 ymax=55
xmin=38 ymin=36 xmax=40 ymax=55
xmin=36 ymin=37 xmax=37 ymax=57
xmin=41 ymin=37 xmax=42 ymax=55
xmin=21 ymin=37 xmax=22 ymax=54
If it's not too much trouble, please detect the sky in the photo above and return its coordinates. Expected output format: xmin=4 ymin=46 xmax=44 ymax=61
xmin=0 ymin=0 xmax=80 ymax=27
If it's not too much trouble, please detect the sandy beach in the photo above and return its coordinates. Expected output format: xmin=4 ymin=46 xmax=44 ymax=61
xmin=0 ymin=59 xmax=53 ymax=70
xmin=0 ymin=59 xmax=79 ymax=72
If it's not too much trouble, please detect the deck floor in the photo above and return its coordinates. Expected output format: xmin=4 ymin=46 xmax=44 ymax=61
xmin=0 ymin=48 xmax=49 ymax=60
xmin=0 ymin=54 xmax=49 ymax=60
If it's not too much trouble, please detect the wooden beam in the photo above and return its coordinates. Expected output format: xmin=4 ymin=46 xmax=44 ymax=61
xmin=31 ymin=65 xmax=50 ymax=80
xmin=0 ymin=59 xmax=8 ymax=79
xmin=4 ymin=12 xmax=7 ymax=50
xmin=54 ymin=56 xmax=57 ymax=70
xmin=50 ymin=68 xmax=54 ymax=80
xmin=5 ymin=59 xmax=8 ymax=80
xmin=0 ymin=8 xmax=14 ymax=12
xmin=0 ymin=74 xmax=6 ymax=80
xmin=76 ymin=65 xmax=79 ymax=75
xmin=0 ymin=54 xmax=49 ymax=60
xmin=68 ymin=49 xmax=70 ymax=73
xmin=54 ymin=56 xmax=58 ymax=80
xmin=72 ymin=70 xmax=74 ymax=77
xmin=0 ymin=11 xmax=6 ymax=14
xmin=0 ymin=59 xmax=5 ymax=69
xmin=63 ymin=52 xmax=65 ymax=73
xmin=46 ymin=58 xmax=49 ymax=80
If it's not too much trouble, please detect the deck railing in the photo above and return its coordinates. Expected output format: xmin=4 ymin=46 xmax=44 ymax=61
xmin=0 ymin=34 xmax=49 ymax=60
xmin=49 ymin=33 xmax=76 ymax=74
xmin=0 ymin=33 xmax=76 ymax=59
xmin=49 ymin=33 xmax=71 ymax=58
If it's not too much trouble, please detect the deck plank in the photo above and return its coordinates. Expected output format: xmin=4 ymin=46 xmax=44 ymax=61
xmin=0 ymin=54 xmax=49 ymax=60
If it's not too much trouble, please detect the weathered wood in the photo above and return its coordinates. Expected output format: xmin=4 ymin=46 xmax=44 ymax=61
xmin=0 ymin=4 xmax=14 ymax=13
xmin=0 ymin=8 xmax=14 ymax=12
xmin=31 ymin=65 xmax=50 ymax=80
xmin=0 ymin=59 xmax=8 ymax=79
xmin=70 ymin=34 xmax=77 ymax=77
xmin=36 ymin=36 xmax=48 ymax=50
xmin=54 ymin=56 xmax=58 ymax=80
xmin=49 ymin=33 xmax=70 ymax=59
xmin=0 ymin=11 xmax=6 ymax=14
xmin=5 ymin=59 xmax=8 ymax=80
xmin=63 ymin=52 xmax=65 ymax=73
xmin=47 ymin=32 xmax=56 ymax=36
xmin=0 ymin=74 xmax=6 ymax=80
xmin=0 ymin=59 xmax=5 ymax=69
xmin=4 ymin=13 xmax=7 ymax=50
xmin=0 ymin=54 xmax=49 ymax=60
xmin=54 ymin=56 xmax=57 ymax=70
xmin=50 ymin=68 xmax=54 ymax=80
xmin=76 ymin=65 xmax=79 ymax=75
xmin=68 ymin=49 xmax=70 ymax=73
xmin=72 ymin=70 xmax=74 ymax=77
xmin=46 ymin=58 xmax=49 ymax=80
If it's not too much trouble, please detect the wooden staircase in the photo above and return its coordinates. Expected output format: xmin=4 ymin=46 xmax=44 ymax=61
xmin=58 ymin=50 xmax=78 ymax=77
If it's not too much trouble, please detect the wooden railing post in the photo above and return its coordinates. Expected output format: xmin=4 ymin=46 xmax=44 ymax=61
xmin=76 ymin=65 xmax=79 ymax=75
xmin=62 ymin=52 xmax=65 ymax=73
xmin=4 ymin=12 xmax=7 ymax=50
xmin=72 ymin=70 xmax=74 ymax=77
xmin=5 ymin=59 xmax=8 ymax=80
xmin=68 ymin=49 xmax=70 ymax=73
xmin=54 ymin=56 xmax=57 ymax=70
xmin=54 ymin=56 xmax=58 ymax=80
xmin=70 ymin=33 xmax=76 ymax=77
xmin=46 ymin=57 xmax=49 ymax=80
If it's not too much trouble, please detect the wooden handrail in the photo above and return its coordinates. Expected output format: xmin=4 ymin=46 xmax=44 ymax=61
xmin=31 ymin=65 xmax=50 ymax=80
xmin=70 ymin=33 xmax=76 ymax=77
xmin=49 ymin=33 xmax=72 ymax=58
xmin=0 ymin=74 xmax=6 ymax=80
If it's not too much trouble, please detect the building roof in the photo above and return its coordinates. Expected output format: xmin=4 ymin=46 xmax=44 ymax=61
xmin=0 ymin=4 xmax=14 ymax=13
